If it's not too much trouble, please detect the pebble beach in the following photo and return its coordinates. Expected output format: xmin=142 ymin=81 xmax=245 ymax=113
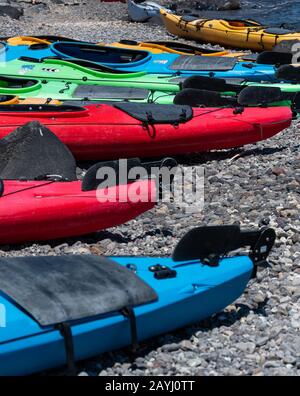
xmin=0 ymin=0 xmax=299 ymax=376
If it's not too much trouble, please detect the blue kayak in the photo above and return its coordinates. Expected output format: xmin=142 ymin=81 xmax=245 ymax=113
xmin=0 ymin=41 xmax=277 ymax=82
xmin=0 ymin=225 xmax=275 ymax=375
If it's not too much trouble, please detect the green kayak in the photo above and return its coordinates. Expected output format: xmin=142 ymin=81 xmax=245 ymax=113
xmin=0 ymin=58 xmax=184 ymax=103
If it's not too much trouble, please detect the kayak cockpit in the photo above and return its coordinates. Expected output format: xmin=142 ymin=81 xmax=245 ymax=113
xmin=52 ymin=42 xmax=150 ymax=66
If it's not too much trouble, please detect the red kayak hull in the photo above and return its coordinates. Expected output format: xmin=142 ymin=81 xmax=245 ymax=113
xmin=1 ymin=179 xmax=156 ymax=245
xmin=0 ymin=105 xmax=292 ymax=160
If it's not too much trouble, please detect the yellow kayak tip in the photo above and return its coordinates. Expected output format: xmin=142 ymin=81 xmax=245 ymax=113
xmin=7 ymin=36 xmax=51 ymax=46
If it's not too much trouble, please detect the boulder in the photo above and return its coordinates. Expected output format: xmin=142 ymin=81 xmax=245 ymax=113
xmin=165 ymin=0 xmax=241 ymax=11
xmin=0 ymin=1 xmax=23 ymax=19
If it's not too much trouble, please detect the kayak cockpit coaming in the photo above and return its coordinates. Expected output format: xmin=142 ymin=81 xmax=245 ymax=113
xmin=0 ymin=75 xmax=40 ymax=91
xmin=0 ymin=104 xmax=87 ymax=117
xmin=52 ymin=42 xmax=152 ymax=68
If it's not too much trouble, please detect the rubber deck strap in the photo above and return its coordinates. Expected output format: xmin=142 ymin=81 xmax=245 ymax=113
xmin=57 ymin=322 xmax=77 ymax=375
xmin=122 ymin=307 xmax=138 ymax=352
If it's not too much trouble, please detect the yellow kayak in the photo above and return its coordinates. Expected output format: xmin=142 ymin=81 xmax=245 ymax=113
xmin=7 ymin=35 xmax=249 ymax=59
xmin=160 ymin=10 xmax=300 ymax=51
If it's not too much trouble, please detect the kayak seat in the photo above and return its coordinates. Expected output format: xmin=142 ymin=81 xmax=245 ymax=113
xmin=0 ymin=121 xmax=77 ymax=181
xmin=114 ymin=102 xmax=193 ymax=124
xmin=276 ymin=65 xmax=300 ymax=82
xmin=182 ymin=75 xmax=228 ymax=91
xmin=82 ymin=158 xmax=142 ymax=191
xmin=238 ymin=86 xmax=284 ymax=106
xmin=173 ymin=89 xmax=234 ymax=107
xmin=256 ymin=51 xmax=292 ymax=65
xmin=82 ymin=157 xmax=177 ymax=192
xmin=169 ymin=56 xmax=237 ymax=71
xmin=0 ymin=255 xmax=158 ymax=327
xmin=73 ymin=85 xmax=150 ymax=100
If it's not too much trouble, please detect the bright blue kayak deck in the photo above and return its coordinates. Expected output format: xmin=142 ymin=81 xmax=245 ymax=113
xmin=0 ymin=255 xmax=253 ymax=375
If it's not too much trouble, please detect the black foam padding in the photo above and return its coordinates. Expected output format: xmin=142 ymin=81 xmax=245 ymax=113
xmin=276 ymin=65 xmax=300 ymax=82
xmin=82 ymin=158 xmax=142 ymax=191
xmin=169 ymin=55 xmax=237 ymax=71
xmin=114 ymin=102 xmax=193 ymax=123
xmin=73 ymin=85 xmax=150 ymax=100
xmin=256 ymin=51 xmax=292 ymax=65
xmin=238 ymin=86 xmax=284 ymax=106
xmin=0 ymin=255 xmax=157 ymax=327
xmin=174 ymin=89 xmax=235 ymax=107
xmin=273 ymin=39 xmax=300 ymax=53
xmin=182 ymin=75 xmax=228 ymax=91
xmin=263 ymin=27 xmax=295 ymax=35
xmin=0 ymin=121 xmax=77 ymax=181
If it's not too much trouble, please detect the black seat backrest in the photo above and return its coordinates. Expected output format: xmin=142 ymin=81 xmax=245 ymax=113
xmin=174 ymin=88 xmax=235 ymax=107
xmin=276 ymin=65 xmax=300 ymax=82
xmin=82 ymin=158 xmax=142 ymax=192
xmin=0 ymin=121 xmax=77 ymax=181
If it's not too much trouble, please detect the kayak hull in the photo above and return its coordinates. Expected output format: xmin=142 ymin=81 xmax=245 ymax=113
xmin=0 ymin=179 xmax=156 ymax=244
xmin=0 ymin=104 xmax=292 ymax=160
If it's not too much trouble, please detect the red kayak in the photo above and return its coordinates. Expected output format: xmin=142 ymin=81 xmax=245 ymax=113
xmin=0 ymin=179 xmax=156 ymax=245
xmin=0 ymin=103 xmax=292 ymax=160
xmin=0 ymin=121 xmax=158 ymax=245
